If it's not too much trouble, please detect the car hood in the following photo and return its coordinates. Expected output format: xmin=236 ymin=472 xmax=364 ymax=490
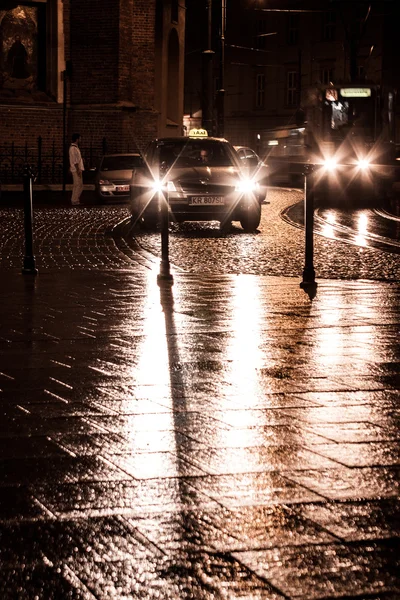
xmin=169 ymin=165 xmax=241 ymax=185
xmin=97 ymin=169 xmax=134 ymax=181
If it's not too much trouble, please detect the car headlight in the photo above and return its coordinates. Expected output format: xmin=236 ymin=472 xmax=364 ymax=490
xmin=235 ymin=179 xmax=259 ymax=194
xmin=167 ymin=181 xmax=177 ymax=192
xmin=151 ymin=180 xmax=177 ymax=193
xmin=357 ymin=158 xmax=370 ymax=170
xmin=322 ymin=158 xmax=337 ymax=172
xmin=151 ymin=180 xmax=164 ymax=193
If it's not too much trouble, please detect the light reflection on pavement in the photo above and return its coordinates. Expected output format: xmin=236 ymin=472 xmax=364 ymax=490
xmin=0 ymin=195 xmax=399 ymax=598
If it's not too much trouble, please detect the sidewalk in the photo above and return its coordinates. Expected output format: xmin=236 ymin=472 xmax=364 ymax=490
xmin=0 ymin=208 xmax=399 ymax=599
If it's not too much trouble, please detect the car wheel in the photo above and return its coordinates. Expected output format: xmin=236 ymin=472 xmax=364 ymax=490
xmin=140 ymin=211 xmax=159 ymax=230
xmin=219 ymin=219 xmax=231 ymax=232
xmin=240 ymin=202 xmax=261 ymax=232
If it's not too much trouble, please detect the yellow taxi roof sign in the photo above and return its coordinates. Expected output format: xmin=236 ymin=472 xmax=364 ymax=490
xmin=188 ymin=128 xmax=208 ymax=138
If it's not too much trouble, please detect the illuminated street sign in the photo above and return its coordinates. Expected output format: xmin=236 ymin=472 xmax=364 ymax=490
xmin=340 ymin=88 xmax=372 ymax=98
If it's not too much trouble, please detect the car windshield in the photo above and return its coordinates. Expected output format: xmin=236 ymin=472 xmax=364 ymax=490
xmin=155 ymin=141 xmax=235 ymax=168
xmin=101 ymin=156 xmax=143 ymax=171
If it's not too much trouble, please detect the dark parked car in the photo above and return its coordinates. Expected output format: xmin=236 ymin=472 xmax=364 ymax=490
xmin=130 ymin=131 xmax=263 ymax=231
xmin=95 ymin=153 xmax=145 ymax=202
xmin=234 ymin=146 xmax=269 ymax=204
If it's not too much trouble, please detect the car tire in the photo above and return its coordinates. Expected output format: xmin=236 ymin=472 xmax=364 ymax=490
xmin=240 ymin=202 xmax=261 ymax=232
xmin=219 ymin=219 xmax=231 ymax=232
xmin=130 ymin=211 xmax=142 ymax=227
xmin=140 ymin=211 xmax=159 ymax=231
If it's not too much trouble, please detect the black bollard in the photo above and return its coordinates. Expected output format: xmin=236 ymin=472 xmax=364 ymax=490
xmin=22 ymin=164 xmax=38 ymax=275
xmin=157 ymin=189 xmax=173 ymax=285
xmin=300 ymin=164 xmax=316 ymax=293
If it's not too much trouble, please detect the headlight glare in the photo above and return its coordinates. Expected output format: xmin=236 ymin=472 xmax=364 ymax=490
xmin=235 ymin=179 xmax=258 ymax=194
xmin=151 ymin=180 xmax=164 ymax=193
xmin=167 ymin=181 xmax=177 ymax=192
xmin=322 ymin=158 xmax=337 ymax=172
xmin=151 ymin=180 xmax=177 ymax=193
xmin=357 ymin=158 xmax=370 ymax=170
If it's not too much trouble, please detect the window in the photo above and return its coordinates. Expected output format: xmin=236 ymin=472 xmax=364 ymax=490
xmin=255 ymin=73 xmax=265 ymax=108
xmin=320 ymin=67 xmax=335 ymax=85
xmin=357 ymin=65 xmax=365 ymax=80
xmin=287 ymin=13 xmax=299 ymax=45
xmin=255 ymin=19 xmax=267 ymax=50
xmin=0 ymin=1 xmax=62 ymax=102
xmin=286 ymin=71 xmax=298 ymax=106
xmin=322 ymin=11 xmax=336 ymax=41
xmin=0 ymin=2 xmax=47 ymax=98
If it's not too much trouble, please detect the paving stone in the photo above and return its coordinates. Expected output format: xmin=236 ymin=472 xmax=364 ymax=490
xmin=234 ymin=540 xmax=400 ymax=599
xmin=187 ymin=472 xmax=325 ymax=508
xmin=285 ymin=466 xmax=400 ymax=501
xmin=312 ymin=441 xmax=400 ymax=468
xmin=292 ymin=498 xmax=400 ymax=541
xmin=0 ymin=564 xmax=89 ymax=600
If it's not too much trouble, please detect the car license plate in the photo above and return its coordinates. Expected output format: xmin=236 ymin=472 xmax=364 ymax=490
xmin=190 ymin=196 xmax=224 ymax=205
xmin=116 ymin=185 xmax=130 ymax=192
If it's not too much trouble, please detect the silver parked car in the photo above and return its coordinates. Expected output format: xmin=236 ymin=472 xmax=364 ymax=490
xmin=95 ymin=153 xmax=145 ymax=202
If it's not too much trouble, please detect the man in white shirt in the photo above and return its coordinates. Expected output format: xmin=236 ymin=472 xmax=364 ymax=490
xmin=69 ymin=133 xmax=84 ymax=205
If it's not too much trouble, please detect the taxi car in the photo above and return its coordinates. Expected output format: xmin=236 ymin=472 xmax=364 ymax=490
xmin=95 ymin=153 xmax=145 ymax=202
xmin=130 ymin=130 xmax=262 ymax=231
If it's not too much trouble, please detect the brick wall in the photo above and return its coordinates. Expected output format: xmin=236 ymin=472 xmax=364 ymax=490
xmin=1 ymin=106 xmax=63 ymax=146
xmin=0 ymin=0 xmax=184 ymax=180
xmin=69 ymin=0 xmax=119 ymax=104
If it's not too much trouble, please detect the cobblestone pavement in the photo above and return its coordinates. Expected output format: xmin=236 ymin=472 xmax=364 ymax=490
xmin=1 ymin=189 xmax=400 ymax=280
xmin=0 ymin=205 xmax=134 ymax=271
xmin=128 ymin=189 xmax=400 ymax=280
xmin=0 ymin=193 xmax=399 ymax=599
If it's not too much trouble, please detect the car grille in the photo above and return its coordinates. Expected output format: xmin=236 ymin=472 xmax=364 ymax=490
xmin=178 ymin=181 xmax=235 ymax=196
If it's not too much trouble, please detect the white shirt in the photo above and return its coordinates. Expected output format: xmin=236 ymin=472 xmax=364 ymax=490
xmin=69 ymin=143 xmax=84 ymax=172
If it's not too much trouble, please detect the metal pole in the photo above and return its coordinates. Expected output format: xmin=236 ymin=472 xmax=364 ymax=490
xmin=62 ymin=70 xmax=67 ymax=196
xmin=217 ymin=0 xmax=226 ymax=137
xmin=300 ymin=164 xmax=316 ymax=291
xmin=157 ymin=190 xmax=173 ymax=284
xmin=22 ymin=165 xmax=38 ymax=275
xmin=202 ymin=0 xmax=214 ymax=134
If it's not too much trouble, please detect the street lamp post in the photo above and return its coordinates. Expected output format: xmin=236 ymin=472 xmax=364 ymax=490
xmin=62 ymin=61 xmax=72 ymax=197
xmin=62 ymin=69 xmax=68 ymax=197
xmin=216 ymin=0 xmax=226 ymax=137
xmin=202 ymin=0 xmax=214 ymax=134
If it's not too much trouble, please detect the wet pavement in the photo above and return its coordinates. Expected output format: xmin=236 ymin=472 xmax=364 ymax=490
xmin=0 ymin=193 xmax=399 ymax=599
xmin=124 ymin=189 xmax=400 ymax=281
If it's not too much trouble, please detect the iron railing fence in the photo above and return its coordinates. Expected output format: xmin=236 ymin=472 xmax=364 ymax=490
xmin=0 ymin=137 xmax=137 ymax=185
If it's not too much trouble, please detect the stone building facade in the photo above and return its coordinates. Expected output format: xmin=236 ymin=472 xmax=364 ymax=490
xmin=184 ymin=0 xmax=399 ymax=150
xmin=0 ymin=0 xmax=185 ymax=181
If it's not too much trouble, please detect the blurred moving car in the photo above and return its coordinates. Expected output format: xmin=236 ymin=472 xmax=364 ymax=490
xmin=95 ymin=153 xmax=145 ymax=202
xmin=234 ymin=146 xmax=269 ymax=204
xmin=130 ymin=130 xmax=263 ymax=232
